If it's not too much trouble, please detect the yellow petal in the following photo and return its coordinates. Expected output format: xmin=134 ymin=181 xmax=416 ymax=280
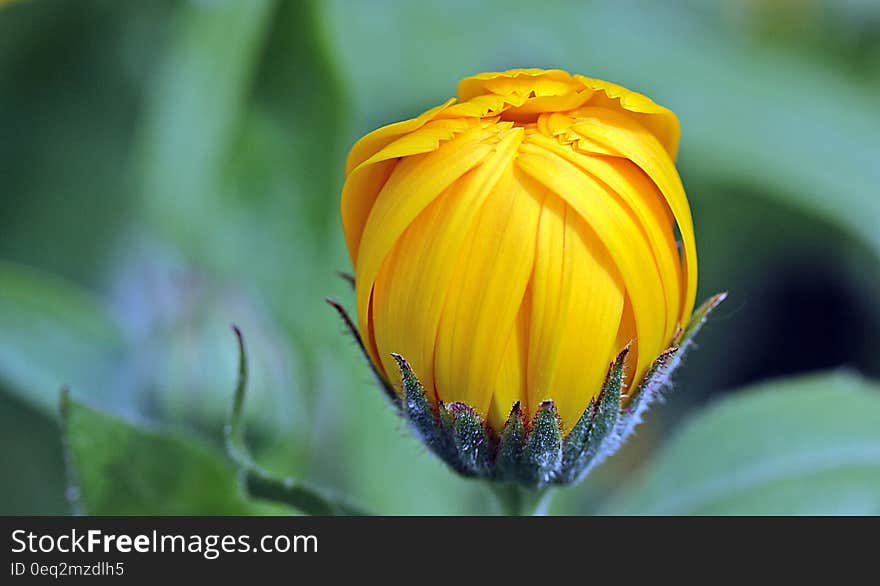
xmin=614 ymin=297 xmax=638 ymax=394
xmin=441 ymin=94 xmax=510 ymax=119
xmin=525 ymin=193 xmax=625 ymax=430
xmin=457 ymin=69 xmax=577 ymax=101
xmin=569 ymin=106 xmax=697 ymax=323
xmin=434 ymin=162 xmax=540 ymax=419
xmin=489 ymin=291 xmax=532 ymax=430
xmin=370 ymin=182 xmax=475 ymax=398
xmin=456 ymin=69 xmax=594 ymax=122
xmin=357 ymin=117 xmax=479 ymax=168
xmin=340 ymin=159 xmax=397 ymax=265
xmin=516 ymin=145 xmax=668 ymax=381
xmin=362 ymin=125 xmax=521 ymax=382
xmin=344 ymin=98 xmax=456 ymax=174
xmin=342 ymin=117 xmax=486 ymax=265
xmin=575 ymin=76 xmax=681 ymax=159
xmin=525 ymin=132 xmax=682 ymax=339
xmin=355 ymin=128 xmax=497 ymax=368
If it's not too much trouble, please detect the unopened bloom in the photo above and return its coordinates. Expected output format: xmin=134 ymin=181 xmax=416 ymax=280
xmin=338 ymin=68 xmax=719 ymax=487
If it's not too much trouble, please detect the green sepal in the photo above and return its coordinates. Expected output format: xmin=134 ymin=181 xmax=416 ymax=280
xmin=336 ymin=271 xmax=355 ymax=289
xmin=557 ymin=397 xmax=595 ymax=483
xmin=522 ymin=400 xmax=563 ymax=488
xmin=613 ymin=293 xmax=727 ymax=448
xmin=494 ymin=402 xmax=526 ymax=482
xmin=436 ymin=399 xmax=451 ymax=426
xmin=556 ymin=346 xmax=627 ymax=484
xmin=614 ymin=346 xmax=678 ymax=445
xmin=676 ymin=292 xmax=727 ymax=350
xmin=446 ymin=402 xmax=494 ymax=477
xmin=669 ymin=291 xmax=728 ymax=377
xmin=434 ymin=401 xmax=474 ymax=475
xmin=325 ymin=298 xmax=397 ymax=407
xmin=392 ymin=352 xmax=457 ymax=464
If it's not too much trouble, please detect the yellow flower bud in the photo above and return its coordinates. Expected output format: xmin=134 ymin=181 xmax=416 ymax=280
xmin=340 ymin=68 xmax=697 ymax=435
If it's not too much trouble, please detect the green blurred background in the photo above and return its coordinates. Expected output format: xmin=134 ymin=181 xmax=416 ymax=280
xmin=1 ymin=0 xmax=878 ymax=515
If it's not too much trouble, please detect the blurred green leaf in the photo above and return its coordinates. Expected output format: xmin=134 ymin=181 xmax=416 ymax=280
xmin=132 ymin=0 xmax=343 ymax=285
xmin=603 ymin=371 xmax=880 ymax=515
xmin=322 ymin=0 xmax=880 ymax=260
xmin=136 ymin=0 xmax=275 ymax=245
xmin=0 ymin=388 xmax=67 ymax=514
xmin=0 ymin=1 xmax=170 ymax=284
xmin=62 ymin=389 xmax=281 ymax=515
xmin=132 ymin=0 xmax=349 ymax=386
xmin=0 ymin=261 xmax=125 ymax=415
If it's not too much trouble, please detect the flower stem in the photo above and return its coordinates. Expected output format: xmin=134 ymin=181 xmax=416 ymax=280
xmin=489 ymin=484 xmax=554 ymax=516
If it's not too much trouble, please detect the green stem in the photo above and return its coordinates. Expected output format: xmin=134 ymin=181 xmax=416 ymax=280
xmin=226 ymin=325 xmax=370 ymax=515
xmin=490 ymin=484 xmax=554 ymax=516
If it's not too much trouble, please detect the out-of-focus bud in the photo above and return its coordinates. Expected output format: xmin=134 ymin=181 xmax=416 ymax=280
xmin=336 ymin=68 xmax=723 ymax=488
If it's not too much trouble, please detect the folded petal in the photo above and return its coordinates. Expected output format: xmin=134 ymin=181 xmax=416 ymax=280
xmin=575 ymin=75 xmax=681 ymax=159
xmin=345 ymin=98 xmax=455 ymax=173
xmin=342 ymin=117 xmax=487 ymax=265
